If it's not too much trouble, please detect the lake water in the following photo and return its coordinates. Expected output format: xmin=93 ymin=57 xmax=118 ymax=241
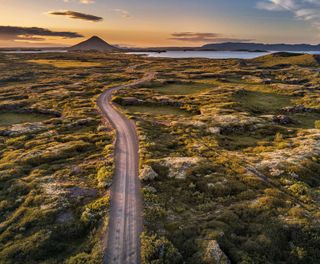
xmin=128 ymin=51 xmax=271 ymax=59
xmin=2 ymin=49 xmax=320 ymax=59
xmin=128 ymin=50 xmax=320 ymax=59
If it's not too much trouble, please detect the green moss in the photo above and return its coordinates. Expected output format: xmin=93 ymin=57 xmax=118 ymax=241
xmin=146 ymin=83 xmax=212 ymax=95
xmin=253 ymin=52 xmax=320 ymax=67
xmin=28 ymin=59 xmax=102 ymax=68
xmin=141 ymin=232 xmax=183 ymax=264
xmin=1 ymin=51 xmax=320 ymax=264
xmin=124 ymin=104 xmax=194 ymax=117
xmin=0 ymin=112 xmax=54 ymax=126
xmin=235 ymin=90 xmax=294 ymax=115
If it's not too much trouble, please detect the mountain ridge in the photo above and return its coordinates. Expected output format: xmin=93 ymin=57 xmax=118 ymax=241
xmin=69 ymin=36 xmax=119 ymax=52
xmin=201 ymin=42 xmax=320 ymax=51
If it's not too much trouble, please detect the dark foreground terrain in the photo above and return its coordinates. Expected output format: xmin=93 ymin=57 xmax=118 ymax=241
xmin=0 ymin=52 xmax=319 ymax=264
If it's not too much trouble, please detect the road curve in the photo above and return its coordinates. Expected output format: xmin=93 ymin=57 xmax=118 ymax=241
xmin=97 ymin=72 xmax=155 ymax=264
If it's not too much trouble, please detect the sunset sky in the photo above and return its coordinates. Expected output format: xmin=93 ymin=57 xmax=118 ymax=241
xmin=0 ymin=0 xmax=320 ymax=47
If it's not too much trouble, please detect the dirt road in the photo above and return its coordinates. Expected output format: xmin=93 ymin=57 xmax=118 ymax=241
xmin=97 ymin=72 xmax=155 ymax=264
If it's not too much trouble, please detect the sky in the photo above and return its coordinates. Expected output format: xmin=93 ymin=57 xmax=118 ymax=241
xmin=0 ymin=0 xmax=320 ymax=47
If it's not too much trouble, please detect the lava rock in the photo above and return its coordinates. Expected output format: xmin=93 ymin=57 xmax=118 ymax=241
xmin=272 ymin=115 xmax=294 ymax=125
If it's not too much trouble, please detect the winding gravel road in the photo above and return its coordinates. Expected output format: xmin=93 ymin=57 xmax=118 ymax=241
xmin=97 ymin=72 xmax=155 ymax=264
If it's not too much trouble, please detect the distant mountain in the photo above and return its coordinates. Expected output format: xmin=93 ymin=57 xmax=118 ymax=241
xmin=201 ymin=42 xmax=320 ymax=52
xmin=69 ymin=36 xmax=119 ymax=52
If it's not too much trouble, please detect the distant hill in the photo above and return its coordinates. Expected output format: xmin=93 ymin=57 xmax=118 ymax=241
xmin=69 ymin=36 xmax=119 ymax=52
xmin=201 ymin=42 xmax=320 ymax=52
xmin=252 ymin=52 xmax=320 ymax=67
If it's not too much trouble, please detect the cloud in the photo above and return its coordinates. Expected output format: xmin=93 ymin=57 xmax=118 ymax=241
xmin=48 ymin=10 xmax=103 ymax=22
xmin=169 ymin=32 xmax=252 ymax=43
xmin=0 ymin=26 xmax=83 ymax=41
xmin=63 ymin=0 xmax=95 ymax=4
xmin=113 ymin=9 xmax=131 ymax=18
xmin=79 ymin=0 xmax=95 ymax=3
xmin=257 ymin=0 xmax=320 ymax=30
xmin=256 ymin=1 xmax=288 ymax=10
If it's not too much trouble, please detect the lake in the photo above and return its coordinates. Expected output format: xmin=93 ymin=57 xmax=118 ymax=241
xmin=128 ymin=50 xmax=320 ymax=59
xmin=2 ymin=49 xmax=320 ymax=59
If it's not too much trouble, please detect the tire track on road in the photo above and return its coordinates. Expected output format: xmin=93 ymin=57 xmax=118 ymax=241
xmin=97 ymin=72 xmax=155 ymax=264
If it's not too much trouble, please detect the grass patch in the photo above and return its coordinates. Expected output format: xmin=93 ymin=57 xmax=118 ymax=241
xmin=0 ymin=112 xmax=53 ymax=126
xmin=124 ymin=105 xmax=193 ymax=116
xmin=148 ymin=83 xmax=212 ymax=95
xmin=1 ymin=50 xmax=320 ymax=264
xmin=253 ymin=52 xmax=320 ymax=67
xmin=291 ymin=112 xmax=320 ymax=129
xmin=235 ymin=90 xmax=320 ymax=128
xmin=28 ymin=60 xmax=101 ymax=68
xmin=218 ymin=128 xmax=280 ymax=151
xmin=218 ymin=134 xmax=267 ymax=150
xmin=235 ymin=90 xmax=294 ymax=115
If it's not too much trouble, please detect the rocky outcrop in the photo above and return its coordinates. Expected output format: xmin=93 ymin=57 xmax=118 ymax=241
xmin=20 ymin=140 xmax=89 ymax=164
xmin=160 ymin=157 xmax=202 ymax=179
xmin=204 ymin=240 xmax=231 ymax=264
xmin=56 ymin=211 xmax=74 ymax=224
xmin=0 ymin=101 xmax=29 ymax=110
xmin=242 ymin=75 xmax=271 ymax=84
xmin=0 ymin=122 xmax=47 ymax=136
xmin=272 ymin=115 xmax=294 ymax=125
xmin=270 ymin=83 xmax=301 ymax=92
xmin=67 ymin=186 xmax=98 ymax=199
xmin=65 ymin=118 xmax=96 ymax=128
xmin=119 ymin=97 xmax=143 ymax=106
xmin=280 ymin=105 xmax=316 ymax=114
xmin=153 ymin=96 xmax=171 ymax=105
xmin=207 ymin=127 xmax=221 ymax=134
xmin=140 ymin=165 xmax=158 ymax=181
xmin=30 ymin=108 xmax=61 ymax=117
xmin=153 ymin=96 xmax=183 ymax=107
xmin=204 ymin=113 xmax=262 ymax=129
xmin=255 ymin=130 xmax=320 ymax=177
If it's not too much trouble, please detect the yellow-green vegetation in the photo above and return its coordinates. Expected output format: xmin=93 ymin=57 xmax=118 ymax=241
xmin=28 ymin=59 xmax=102 ymax=68
xmin=253 ymin=52 xmax=320 ymax=67
xmin=0 ymin=112 xmax=54 ymax=126
xmin=0 ymin=52 xmax=145 ymax=264
xmin=235 ymin=90 xmax=294 ymax=114
xmin=125 ymin=105 xmax=194 ymax=116
xmin=234 ymin=90 xmax=320 ymax=129
xmin=144 ymin=83 xmax=212 ymax=95
xmin=113 ymin=52 xmax=320 ymax=263
xmin=1 ymin=51 xmax=320 ymax=264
